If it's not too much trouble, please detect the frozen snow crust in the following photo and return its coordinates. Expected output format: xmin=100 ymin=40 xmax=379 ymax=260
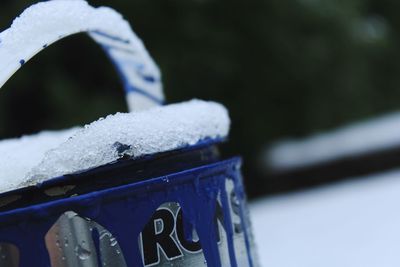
xmin=0 ymin=100 xmax=230 ymax=193
xmin=0 ymin=129 xmax=79 ymax=193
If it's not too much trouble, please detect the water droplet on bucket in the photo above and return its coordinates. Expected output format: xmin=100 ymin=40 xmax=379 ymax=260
xmin=75 ymin=244 xmax=91 ymax=260
xmin=109 ymin=237 xmax=118 ymax=247
xmin=99 ymin=230 xmax=107 ymax=238
xmin=56 ymin=240 xmax=62 ymax=251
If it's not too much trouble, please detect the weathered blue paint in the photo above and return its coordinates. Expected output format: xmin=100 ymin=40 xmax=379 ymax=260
xmin=100 ymin=42 xmax=164 ymax=105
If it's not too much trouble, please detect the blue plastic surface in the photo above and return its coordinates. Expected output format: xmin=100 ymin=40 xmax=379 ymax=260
xmin=0 ymin=156 xmax=254 ymax=267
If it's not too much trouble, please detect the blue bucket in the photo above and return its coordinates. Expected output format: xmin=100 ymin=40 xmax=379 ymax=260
xmin=0 ymin=2 xmax=257 ymax=266
xmin=0 ymin=142 xmax=256 ymax=267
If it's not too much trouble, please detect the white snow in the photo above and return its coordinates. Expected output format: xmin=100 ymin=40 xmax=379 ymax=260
xmin=250 ymin=169 xmax=400 ymax=267
xmin=0 ymin=0 xmax=163 ymax=111
xmin=0 ymin=129 xmax=79 ymax=193
xmin=266 ymin=111 xmax=400 ymax=170
xmin=0 ymin=100 xmax=229 ymax=192
xmin=0 ymin=2 xmax=230 ymax=193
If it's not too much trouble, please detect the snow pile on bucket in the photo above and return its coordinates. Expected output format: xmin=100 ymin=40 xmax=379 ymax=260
xmin=0 ymin=100 xmax=230 ymax=193
xmin=0 ymin=129 xmax=79 ymax=192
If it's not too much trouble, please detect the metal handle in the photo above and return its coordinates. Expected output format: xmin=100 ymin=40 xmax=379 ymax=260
xmin=0 ymin=0 xmax=164 ymax=111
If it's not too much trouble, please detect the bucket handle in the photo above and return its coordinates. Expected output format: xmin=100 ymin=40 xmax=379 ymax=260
xmin=0 ymin=1 xmax=164 ymax=112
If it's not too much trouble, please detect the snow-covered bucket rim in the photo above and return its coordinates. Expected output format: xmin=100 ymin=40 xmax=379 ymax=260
xmin=0 ymin=1 xmax=231 ymax=193
xmin=0 ymin=100 xmax=230 ymax=193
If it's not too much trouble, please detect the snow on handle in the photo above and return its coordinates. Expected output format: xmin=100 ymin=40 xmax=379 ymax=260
xmin=0 ymin=1 xmax=231 ymax=193
xmin=0 ymin=0 xmax=164 ymax=111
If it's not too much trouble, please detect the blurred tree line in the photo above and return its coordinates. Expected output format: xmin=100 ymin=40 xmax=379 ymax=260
xmin=1 ymin=0 xmax=400 ymax=198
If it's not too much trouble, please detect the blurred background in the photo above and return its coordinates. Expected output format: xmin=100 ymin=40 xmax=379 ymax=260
xmin=3 ymin=1 xmax=400 ymax=265
xmin=3 ymin=0 xmax=400 ymax=198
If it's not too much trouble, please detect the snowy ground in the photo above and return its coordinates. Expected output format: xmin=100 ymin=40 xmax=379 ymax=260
xmin=250 ymin=169 xmax=400 ymax=267
xmin=266 ymin=111 xmax=400 ymax=170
